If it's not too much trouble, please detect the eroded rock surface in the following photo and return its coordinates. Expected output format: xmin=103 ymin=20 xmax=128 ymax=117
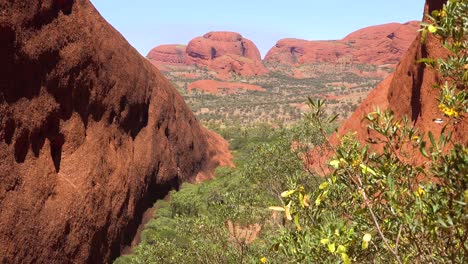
xmin=0 ymin=1 xmax=231 ymax=263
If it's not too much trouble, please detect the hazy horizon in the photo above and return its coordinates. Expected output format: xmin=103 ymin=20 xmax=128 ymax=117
xmin=90 ymin=0 xmax=425 ymax=57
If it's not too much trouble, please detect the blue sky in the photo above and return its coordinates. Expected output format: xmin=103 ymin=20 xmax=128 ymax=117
xmin=90 ymin=0 xmax=425 ymax=58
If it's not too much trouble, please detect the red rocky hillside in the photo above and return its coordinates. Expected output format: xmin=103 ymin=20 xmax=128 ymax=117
xmin=0 ymin=0 xmax=232 ymax=263
xmin=264 ymin=21 xmax=420 ymax=66
xmin=147 ymin=31 xmax=268 ymax=79
xmin=333 ymin=0 xmax=466 ymax=153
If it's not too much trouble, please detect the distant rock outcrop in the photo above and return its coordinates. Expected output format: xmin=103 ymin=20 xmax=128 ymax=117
xmin=147 ymin=44 xmax=187 ymax=65
xmin=147 ymin=31 xmax=268 ymax=79
xmin=0 ymin=1 xmax=232 ymax=263
xmin=264 ymin=21 xmax=420 ymax=66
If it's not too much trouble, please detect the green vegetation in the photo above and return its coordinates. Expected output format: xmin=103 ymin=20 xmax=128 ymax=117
xmin=115 ymin=121 xmax=327 ymax=264
xmin=163 ymin=62 xmax=380 ymax=125
xmin=271 ymin=103 xmax=466 ymax=263
xmin=116 ymin=1 xmax=467 ymax=263
xmin=420 ymin=0 xmax=467 ymax=118
xmin=271 ymin=1 xmax=467 ymax=263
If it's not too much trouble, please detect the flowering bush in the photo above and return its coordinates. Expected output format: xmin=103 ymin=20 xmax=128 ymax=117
xmin=270 ymin=1 xmax=467 ymax=262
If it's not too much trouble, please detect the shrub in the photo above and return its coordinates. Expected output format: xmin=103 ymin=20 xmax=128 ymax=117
xmin=270 ymin=2 xmax=467 ymax=262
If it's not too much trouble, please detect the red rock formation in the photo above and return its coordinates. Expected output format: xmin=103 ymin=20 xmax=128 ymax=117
xmin=188 ymin=80 xmax=265 ymax=94
xmin=334 ymin=0 xmax=466 ymax=152
xmin=186 ymin=31 xmax=268 ymax=79
xmin=264 ymin=21 xmax=420 ymax=66
xmin=148 ymin=31 xmax=268 ymax=79
xmin=0 ymin=1 xmax=232 ymax=263
xmin=147 ymin=44 xmax=187 ymax=65
xmin=186 ymin=32 xmax=261 ymax=63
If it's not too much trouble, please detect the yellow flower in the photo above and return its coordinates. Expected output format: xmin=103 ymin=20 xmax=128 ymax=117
xmin=260 ymin=257 xmax=267 ymax=263
xmin=352 ymin=158 xmax=361 ymax=168
xmin=439 ymin=104 xmax=459 ymax=118
xmin=445 ymin=108 xmax=459 ymax=118
xmin=440 ymin=9 xmax=446 ymax=17
xmin=416 ymin=186 xmax=426 ymax=197
xmin=412 ymin=135 xmax=420 ymax=141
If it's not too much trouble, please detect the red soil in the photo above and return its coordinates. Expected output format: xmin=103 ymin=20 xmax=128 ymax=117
xmin=188 ymin=80 xmax=265 ymax=94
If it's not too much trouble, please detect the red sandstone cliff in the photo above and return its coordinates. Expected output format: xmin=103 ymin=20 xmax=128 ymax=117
xmin=264 ymin=21 xmax=420 ymax=66
xmin=0 ymin=0 xmax=231 ymax=263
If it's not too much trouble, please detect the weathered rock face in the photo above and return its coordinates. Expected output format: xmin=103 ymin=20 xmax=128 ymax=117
xmin=0 ymin=1 xmax=231 ymax=263
xmin=264 ymin=21 xmax=420 ymax=66
xmin=147 ymin=44 xmax=187 ymax=65
xmin=334 ymin=0 xmax=466 ymax=148
xmin=186 ymin=31 xmax=261 ymax=64
xmin=148 ymin=31 xmax=268 ymax=79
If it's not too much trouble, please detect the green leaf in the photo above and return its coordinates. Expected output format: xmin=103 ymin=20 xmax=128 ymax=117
xmin=315 ymin=195 xmax=322 ymax=206
xmin=337 ymin=245 xmax=347 ymax=254
xmin=360 ymin=164 xmax=377 ymax=176
xmin=294 ymin=214 xmax=302 ymax=231
xmin=437 ymin=218 xmax=448 ymax=228
xmin=328 ymin=243 xmax=336 ymax=253
xmin=320 ymin=238 xmax=330 ymax=245
xmin=281 ymin=190 xmax=295 ymax=197
xmin=387 ymin=175 xmax=395 ymax=191
xmin=361 ymin=147 xmax=368 ymax=159
xmin=362 ymin=240 xmax=369 ymax=250
xmin=420 ymin=141 xmax=429 ymax=158
xmin=319 ymin=181 xmax=329 ymax=190
xmin=428 ymin=131 xmax=436 ymax=147
xmin=329 ymin=160 xmax=340 ymax=169
xmin=285 ymin=202 xmax=292 ymax=221
xmin=341 ymin=253 xmax=351 ymax=264
xmin=268 ymin=206 xmax=285 ymax=212
xmin=329 ymin=114 xmax=339 ymax=123
xmin=299 ymin=193 xmax=304 ymax=208
xmin=271 ymin=243 xmax=280 ymax=252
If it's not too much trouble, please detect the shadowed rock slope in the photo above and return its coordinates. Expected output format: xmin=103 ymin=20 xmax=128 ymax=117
xmin=0 ymin=0 xmax=232 ymax=263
